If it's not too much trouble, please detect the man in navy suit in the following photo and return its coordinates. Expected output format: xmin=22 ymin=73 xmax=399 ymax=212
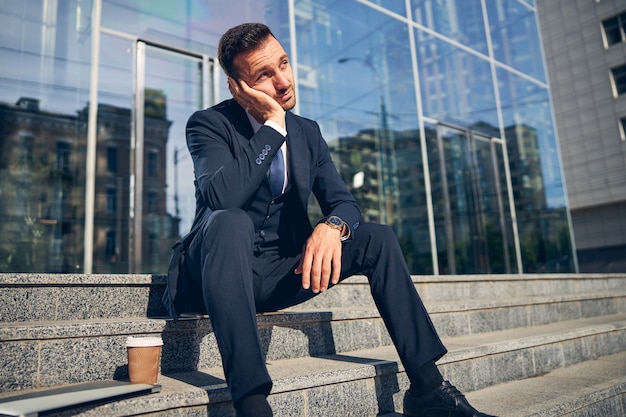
xmin=163 ymin=22 xmax=495 ymax=417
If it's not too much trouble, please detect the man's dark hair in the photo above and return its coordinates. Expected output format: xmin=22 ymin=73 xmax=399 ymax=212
xmin=218 ymin=23 xmax=275 ymax=79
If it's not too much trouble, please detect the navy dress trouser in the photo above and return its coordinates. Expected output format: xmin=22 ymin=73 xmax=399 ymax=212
xmin=182 ymin=208 xmax=447 ymax=404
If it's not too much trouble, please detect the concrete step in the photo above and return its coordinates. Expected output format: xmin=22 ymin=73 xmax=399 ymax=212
xmin=455 ymin=351 xmax=626 ymax=417
xmin=381 ymin=351 xmax=626 ymax=417
xmin=2 ymin=273 xmax=624 ymax=415
xmin=2 ymin=291 xmax=625 ymax=393
xmin=2 ymin=318 xmax=624 ymax=416
xmin=2 ymin=273 xmax=625 ymax=323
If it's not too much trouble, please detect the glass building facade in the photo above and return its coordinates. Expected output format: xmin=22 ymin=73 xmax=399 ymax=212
xmin=0 ymin=0 xmax=577 ymax=275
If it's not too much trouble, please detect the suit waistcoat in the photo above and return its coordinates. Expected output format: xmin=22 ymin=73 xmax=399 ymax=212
xmin=248 ymin=176 xmax=297 ymax=249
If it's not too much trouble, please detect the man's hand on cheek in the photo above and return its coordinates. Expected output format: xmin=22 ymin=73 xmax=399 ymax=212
xmin=228 ymin=77 xmax=285 ymax=128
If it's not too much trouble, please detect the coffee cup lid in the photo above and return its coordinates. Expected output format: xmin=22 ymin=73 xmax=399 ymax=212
xmin=126 ymin=336 xmax=163 ymax=347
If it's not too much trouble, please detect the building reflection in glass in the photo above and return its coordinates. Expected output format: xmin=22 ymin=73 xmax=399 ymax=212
xmin=329 ymin=117 xmax=573 ymax=274
xmin=0 ymin=94 xmax=178 ymax=273
xmin=0 ymin=0 xmax=576 ymax=274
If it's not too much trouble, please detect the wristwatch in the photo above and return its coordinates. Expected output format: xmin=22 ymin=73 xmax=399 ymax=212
xmin=324 ymin=215 xmax=344 ymax=232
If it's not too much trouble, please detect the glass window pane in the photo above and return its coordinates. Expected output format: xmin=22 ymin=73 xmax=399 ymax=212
xmin=415 ymin=32 xmax=498 ymax=130
xmin=107 ymin=147 xmax=118 ymax=173
xmin=427 ymin=126 xmax=514 ymax=274
xmin=474 ymin=136 xmax=510 ymax=273
xmin=0 ymin=0 xmax=91 ymax=272
xmin=368 ymin=0 xmax=406 ymax=16
xmin=611 ymin=64 xmax=626 ymax=96
xmin=497 ymin=67 xmax=575 ymax=272
xmin=430 ymin=126 xmax=478 ymax=274
xmin=295 ymin=0 xmax=433 ymax=273
xmin=494 ymin=141 xmax=518 ymax=273
xmin=147 ymin=151 xmax=158 ymax=177
xmin=101 ymin=0 xmax=290 ymax=57
xmin=410 ymin=0 xmax=488 ymax=55
xmin=135 ymin=46 xmax=206 ymax=274
xmin=93 ymin=34 xmax=133 ymax=273
xmin=487 ymin=0 xmax=546 ymax=83
xmin=100 ymin=0 xmax=291 ymax=110
xmin=602 ymin=16 xmax=622 ymax=46
xmin=105 ymin=230 xmax=116 ymax=259
xmin=106 ymin=188 xmax=117 ymax=212
xmin=56 ymin=142 xmax=72 ymax=173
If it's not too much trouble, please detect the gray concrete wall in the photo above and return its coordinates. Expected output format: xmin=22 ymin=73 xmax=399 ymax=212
xmin=537 ymin=0 xmax=626 ymax=265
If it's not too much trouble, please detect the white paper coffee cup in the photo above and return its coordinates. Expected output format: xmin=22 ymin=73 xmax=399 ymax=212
xmin=126 ymin=336 xmax=163 ymax=384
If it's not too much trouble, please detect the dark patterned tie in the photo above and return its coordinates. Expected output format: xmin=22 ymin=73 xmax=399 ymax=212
xmin=268 ymin=147 xmax=284 ymax=197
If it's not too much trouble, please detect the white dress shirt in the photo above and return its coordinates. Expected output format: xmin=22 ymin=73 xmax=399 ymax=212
xmin=246 ymin=112 xmax=288 ymax=194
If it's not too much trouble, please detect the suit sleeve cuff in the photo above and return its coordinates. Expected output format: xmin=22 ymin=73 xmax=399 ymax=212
xmin=264 ymin=120 xmax=287 ymax=137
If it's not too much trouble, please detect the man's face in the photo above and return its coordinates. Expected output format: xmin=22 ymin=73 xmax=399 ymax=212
xmin=233 ymin=36 xmax=296 ymax=111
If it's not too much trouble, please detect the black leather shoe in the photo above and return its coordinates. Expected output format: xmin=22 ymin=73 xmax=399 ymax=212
xmin=403 ymin=381 xmax=497 ymax=417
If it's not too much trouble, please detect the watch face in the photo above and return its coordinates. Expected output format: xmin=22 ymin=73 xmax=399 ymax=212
xmin=328 ymin=216 xmax=343 ymax=227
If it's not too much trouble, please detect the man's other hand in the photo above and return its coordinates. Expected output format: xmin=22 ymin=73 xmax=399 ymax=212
xmin=295 ymin=223 xmax=342 ymax=293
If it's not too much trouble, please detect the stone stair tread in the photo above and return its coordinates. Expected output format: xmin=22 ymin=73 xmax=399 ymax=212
xmin=4 ymin=288 xmax=624 ymax=330
xmin=439 ymin=312 xmax=626 ymax=355
xmin=468 ymin=350 xmax=626 ymax=417
xmin=380 ymin=350 xmax=626 ymax=417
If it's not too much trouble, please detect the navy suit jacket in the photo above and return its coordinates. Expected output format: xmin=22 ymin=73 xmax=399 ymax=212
xmin=163 ymin=99 xmax=362 ymax=319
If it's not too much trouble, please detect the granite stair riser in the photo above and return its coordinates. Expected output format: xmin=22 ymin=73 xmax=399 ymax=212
xmin=294 ymin=275 xmax=626 ymax=309
xmin=2 ymin=274 xmax=626 ymax=323
xmin=1 ymin=292 xmax=624 ymax=352
xmin=0 ymin=281 xmax=169 ymax=323
xmin=1 ymin=282 xmax=624 ymax=326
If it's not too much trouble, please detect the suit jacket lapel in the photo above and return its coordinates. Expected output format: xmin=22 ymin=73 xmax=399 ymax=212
xmin=285 ymin=112 xmax=311 ymax=208
xmin=228 ymin=99 xmax=254 ymax=139
xmin=227 ymin=102 xmax=310 ymax=207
